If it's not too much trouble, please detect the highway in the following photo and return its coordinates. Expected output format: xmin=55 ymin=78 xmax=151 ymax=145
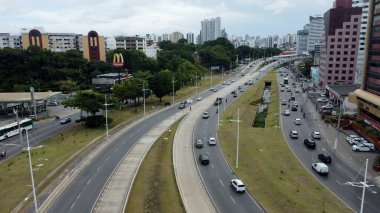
xmin=43 ymin=63 xmax=259 ymax=213
xmin=192 ymin=62 xmax=274 ymax=213
xmin=277 ymin=70 xmax=380 ymax=213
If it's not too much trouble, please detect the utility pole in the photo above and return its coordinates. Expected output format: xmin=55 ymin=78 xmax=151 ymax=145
xmin=172 ymin=76 xmax=175 ymax=104
xmin=143 ymin=82 xmax=146 ymax=118
xmin=26 ymin=129 xmax=38 ymax=213
xmin=229 ymin=108 xmax=241 ymax=168
xmin=104 ymin=94 xmax=111 ymax=142
xmin=334 ymin=102 xmax=342 ymax=150
xmin=13 ymin=109 xmax=24 ymax=148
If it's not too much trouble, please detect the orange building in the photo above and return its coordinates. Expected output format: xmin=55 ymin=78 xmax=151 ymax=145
xmin=21 ymin=29 xmax=49 ymax=50
xmin=82 ymin=31 xmax=106 ymax=61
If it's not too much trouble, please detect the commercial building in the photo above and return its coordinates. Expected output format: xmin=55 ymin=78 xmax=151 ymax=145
xmin=319 ymin=0 xmax=362 ymax=86
xmin=354 ymin=0 xmax=380 ymax=131
xmin=353 ymin=0 xmax=370 ymax=84
xmin=115 ymin=35 xmax=146 ymax=52
xmin=307 ymin=15 xmax=324 ymax=53
xmin=296 ymin=25 xmax=309 ymax=55
xmin=21 ymin=29 xmax=49 ymax=50
xmin=200 ymin=17 xmax=221 ymax=44
xmin=47 ymin=33 xmax=82 ymax=52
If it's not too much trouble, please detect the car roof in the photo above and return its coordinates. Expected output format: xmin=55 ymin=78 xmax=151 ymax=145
xmin=210 ymin=137 xmax=216 ymax=140
xmin=313 ymin=131 xmax=320 ymax=134
xmin=232 ymin=179 xmax=244 ymax=185
xmin=320 ymin=153 xmax=330 ymax=157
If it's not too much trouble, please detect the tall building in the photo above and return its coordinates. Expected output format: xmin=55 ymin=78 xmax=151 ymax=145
xmin=162 ymin=34 xmax=170 ymax=41
xmin=105 ymin=37 xmax=116 ymax=51
xmin=115 ymin=35 xmax=146 ymax=52
xmin=353 ymin=0 xmax=370 ymax=84
xmin=296 ymin=25 xmax=309 ymax=55
xmin=186 ymin=32 xmax=194 ymax=44
xmin=319 ymin=0 xmax=362 ymax=86
xmin=307 ymin=15 xmax=324 ymax=53
xmin=21 ymin=29 xmax=49 ymax=50
xmin=47 ymin=33 xmax=80 ymax=52
xmin=200 ymin=17 xmax=221 ymax=44
xmin=82 ymin=31 xmax=106 ymax=61
xmin=171 ymin=31 xmax=184 ymax=43
xmin=354 ymin=0 xmax=380 ymax=131
xmin=0 ymin=33 xmax=22 ymax=49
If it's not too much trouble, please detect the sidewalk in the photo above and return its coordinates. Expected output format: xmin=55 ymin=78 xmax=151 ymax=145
xmin=302 ymin=92 xmax=380 ymax=187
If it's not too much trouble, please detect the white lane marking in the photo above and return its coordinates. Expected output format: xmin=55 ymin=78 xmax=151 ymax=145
xmin=105 ymin=156 xmax=110 ymax=161
xmin=70 ymin=202 xmax=76 ymax=209
xmin=356 ymin=196 xmax=362 ymax=201
xmin=219 ymin=179 xmax=224 ymax=186
xmin=96 ymin=166 xmax=102 ymax=172
xmin=230 ymin=196 xmax=236 ymax=204
xmin=86 ymin=178 xmax=92 ymax=185
xmin=211 ymin=164 xmax=215 ymax=168
xmin=76 ymin=193 xmax=82 ymax=200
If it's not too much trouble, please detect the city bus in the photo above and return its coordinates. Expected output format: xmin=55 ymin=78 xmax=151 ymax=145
xmin=0 ymin=118 xmax=34 ymax=141
xmin=283 ymin=77 xmax=289 ymax=84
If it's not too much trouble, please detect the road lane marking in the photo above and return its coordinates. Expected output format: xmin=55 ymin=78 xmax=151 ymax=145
xmin=230 ymin=196 xmax=236 ymax=204
xmin=211 ymin=164 xmax=215 ymax=168
xmin=114 ymin=148 xmax=118 ymax=152
xmin=76 ymin=193 xmax=82 ymax=200
xmin=86 ymin=178 xmax=92 ymax=185
xmin=96 ymin=166 xmax=102 ymax=172
xmin=219 ymin=179 xmax=224 ymax=186
xmin=70 ymin=202 xmax=76 ymax=210
xmin=105 ymin=156 xmax=110 ymax=161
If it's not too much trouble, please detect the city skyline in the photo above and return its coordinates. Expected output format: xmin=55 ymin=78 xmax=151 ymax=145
xmin=0 ymin=0 xmax=332 ymax=37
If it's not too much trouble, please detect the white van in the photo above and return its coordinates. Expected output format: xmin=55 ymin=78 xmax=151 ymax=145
xmin=312 ymin=163 xmax=329 ymax=176
xmin=352 ymin=143 xmax=375 ymax=152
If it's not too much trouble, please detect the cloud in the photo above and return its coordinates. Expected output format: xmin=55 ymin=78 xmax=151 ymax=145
xmin=263 ymin=0 xmax=294 ymax=14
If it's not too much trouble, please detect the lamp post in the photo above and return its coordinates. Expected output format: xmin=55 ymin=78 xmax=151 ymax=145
xmin=26 ymin=129 xmax=38 ymax=213
xmin=229 ymin=108 xmax=241 ymax=168
xmin=210 ymin=67 xmax=213 ymax=87
xmin=143 ymin=82 xmax=146 ymax=117
xmin=104 ymin=94 xmax=112 ymax=142
xmin=172 ymin=76 xmax=175 ymax=105
xmin=13 ymin=109 xmax=24 ymax=148
xmin=333 ymin=102 xmax=342 ymax=150
xmin=195 ymin=74 xmax=198 ymax=95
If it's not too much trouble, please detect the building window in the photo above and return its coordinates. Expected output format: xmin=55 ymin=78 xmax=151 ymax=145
xmin=329 ymin=64 xmax=333 ymax=67
xmin=353 ymin=31 xmax=357 ymax=35
xmin=335 ymin=70 xmax=339 ymax=74
xmin=354 ymin=18 xmax=358 ymax=22
xmin=330 ymin=51 xmax=334 ymax=55
xmin=329 ymin=57 xmax=333 ymax=61
xmin=344 ymin=51 xmax=348 ymax=54
xmin=350 ymin=57 xmax=354 ymax=61
xmin=337 ymin=51 xmax=341 ymax=55
xmin=346 ymin=25 xmax=351 ymax=29
xmin=339 ymin=32 xmax=343 ymax=35
xmin=343 ymin=64 xmax=347 ymax=67
xmin=336 ymin=64 xmax=340 ymax=68
xmin=344 ymin=44 xmax=349 ymax=48
xmin=338 ymin=38 xmax=342 ymax=42
xmin=346 ymin=31 xmax=350 ymax=35
xmin=330 ymin=45 xmax=334 ymax=48
xmin=349 ymin=70 xmax=354 ymax=74
xmin=331 ymin=38 xmax=335 ymax=42
xmin=337 ymin=58 xmax=341 ymax=61
xmin=351 ymin=51 xmax=355 ymax=54
xmin=342 ymin=76 xmax=346 ymax=80
xmin=348 ymin=76 xmax=353 ymax=80
xmin=335 ymin=76 xmax=339 ymax=80
xmin=352 ymin=44 xmax=356 ymax=48
xmin=345 ymin=38 xmax=349 ymax=42
xmin=342 ymin=70 xmax=346 ymax=74
xmin=343 ymin=58 xmax=348 ymax=61
xmin=337 ymin=45 xmax=342 ymax=48
xmin=353 ymin=38 xmax=357 ymax=42
xmin=328 ymin=70 xmax=332 ymax=74
xmin=328 ymin=76 xmax=332 ymax=80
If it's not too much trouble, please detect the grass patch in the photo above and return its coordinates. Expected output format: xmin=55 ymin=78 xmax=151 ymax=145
xmin=219 ymin=71 xmax=351 ymax=213
xmin=1 ymin=75 xmax=223 ymax=212
xmin=125 ymin=119 xmax=185 ymax=213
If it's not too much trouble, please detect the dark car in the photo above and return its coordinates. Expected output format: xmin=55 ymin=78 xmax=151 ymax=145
xmin=233 ymin=93 xmax=238 ymax=98
xmin=60 ymin=118 xmax=71 ymax=125
xmin=195 ymin=139 xmax=203 ymax=148
xmin=290 ymin=96 xmax=295 ymax=101
xmin=318 ymin=153 xmax=332 ymax=163
xmin=75 ymin=116 xmax=86 ymax=123
xmin=179 ymin=103 xmax=186 ymax=109
xmin=199 ymin=154 xmax=209 ymax=165
xmin=291 ymin=105 xmax=298 ymax=111
xmin=304 ymin=139 xmax=316 ymax=149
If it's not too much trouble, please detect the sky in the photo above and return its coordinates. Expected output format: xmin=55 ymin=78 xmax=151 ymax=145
xmin=0 ymin=0 xmax=333 ymax=37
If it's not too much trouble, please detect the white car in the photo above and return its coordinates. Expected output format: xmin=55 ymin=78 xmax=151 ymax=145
xmin=227 ymin=81 xmax=231 ymax=85
xmin=322 ymin=104 xmax=334 ymax=110
xmin=289 ymin=130 xmax=298 ymax=139
xmin=311 ymin=131 xmax=321 ymax=139
xmin=210 ymin=87 xmax=215 ymax=91
xmin=352 ymin=143 xmax=375 ymax=152
xmin=231 ymin=179 xmax=245 ymax=192
xmin=317 ymin=98 xmax=329 ymax=103
xmin=232 ymin=79 xmax=236 ymax=82
xmin=284 ymin=110 xmax=290 ymax=116
xmin=312 ymin=163 xmax=329 ymax=176
xmin=202 ymin=112 xmax=210 ymax=119
xmin=294 ymin=118 xmax=301 ymax=125
xmin=208 ymin=137 xmax=216 ymax=145
xmin=197 ymin=97 xmax=203 ymax=101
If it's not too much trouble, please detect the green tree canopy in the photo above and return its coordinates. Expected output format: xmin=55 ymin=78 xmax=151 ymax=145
xmin=149 ymin=70 xmax=173 ymax=102
xmin=62 ymin=91 xmax=104 ymax=116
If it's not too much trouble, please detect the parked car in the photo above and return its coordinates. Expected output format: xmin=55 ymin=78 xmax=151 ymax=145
xmin=197 ymin=97 xmax=203 ymax=101
xmin=322 ymin=104 xmax=334 ymax=110
xmin=179 ymin=103 xmax=186 ymax=109
xmin=48 ymin=100 xmax=59 ymax=106
xmin=312 ymin=162 xmax=329 ymax=176
xmin=352 ymin=143 xmax=375 ymax=152
xmin=290 ymin=131 xmax=298 ymax=139
xmin=304 ymin=139 xmax=316 ymax=149
xmin=208 ymin=137 xmax=217 ymax=145
xmin=318 ymin=153 xmax=332 ymax=163
xmin=311 ymin=131 xmax=321 ymax=139
xmin=294 ymin=118 xmax=301 ymax=125
xmin=317 ymin=98 xmax=329 ymax=103
xmin=280 ymin=88 xmax=284 ymax=92
xmin=281 ymin=100 xmax=287 ymax=105
xmin=202 ymin=112 xmax=210 ymax=119
xmin=60 ymin=118 xmax=71 ymax=125
xmin=284 ymin=110 xmax=290 ymax=116
xmin=199 ymin=154 xmax=210 ymax=165
xmin=195 ymin=139 xmax=203 ymax=148
xmin=230 ymin=179 xmax=246 ymax=192
xmin=75 ymin=116 xmax=86 ymax=123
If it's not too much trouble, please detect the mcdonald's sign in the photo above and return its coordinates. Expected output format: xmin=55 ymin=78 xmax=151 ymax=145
xmin=113 ymin=53 xmax=124 ymax=68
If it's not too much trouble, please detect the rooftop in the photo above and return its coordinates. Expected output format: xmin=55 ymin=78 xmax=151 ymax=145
xmin=326 ymin=84 xmax=360 ymax=97
xmin=0 ymin=91 xmax=61 ymax=103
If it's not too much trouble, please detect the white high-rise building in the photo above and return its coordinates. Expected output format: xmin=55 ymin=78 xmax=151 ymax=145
xmin=296 ymin=25 xmax=309 ymax=55
xmin=186 ymin=33 xmax=194 ymax=44
xmin=200 ymin=17 xmax=221 ymax=44
xmin=353 ymin=0 xmax=369 ymax=84
xmin=307 ymin=15 xmax=324 ymax=52
xmin=105 ymin=37 xmax=116 ymax=51
xmin=0 ymin=33 xmax=22 ymax=49
xmin=48 ymin=33 xmax=79 ymax=52
xmin=171 ymin=31 xmax=184 ymax=43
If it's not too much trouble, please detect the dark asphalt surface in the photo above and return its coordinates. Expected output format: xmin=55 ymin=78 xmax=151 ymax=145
xmin=193 ymin=64 xmax=266 ymax=213
xmin=277 ymin=70 xmax=380 ymax=213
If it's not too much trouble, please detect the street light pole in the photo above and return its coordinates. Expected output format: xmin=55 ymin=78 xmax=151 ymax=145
xmin=236 ymin=108 xmax=240 ymax=168
xmin=13 ymin=109 xmax=24 ymax=147
xmin=195 ymin=74 xmax=198 ymax=95
xmin=210 ymin=67 xmax=213 ymax=87
xmin=104 ymin=94 xmax=110 ymax=142
xmin=143 ymin=82 xmax=146 ymax=118
xmin=172 ymin=76 xmax=175 ymax=105
xmin=26 ymin=129 xmax=38 ymax=213
xmin=334 ymin=102 xmax=342 ymax=150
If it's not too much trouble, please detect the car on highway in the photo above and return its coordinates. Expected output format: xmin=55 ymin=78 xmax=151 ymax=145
xmin=48 ymin=100 xmax=59 ymax=106
xmin=179 ymin=103 xmax=186 ymax=109
xmin=226 ymin=81 xmax=231 ymax=85
xmin=280 ymin=88 xmax=284 ymax=92
xmin=230 ymin=179 xmax=246 ymax=192
xmin=233 ymin=93 xmax=238 ymax=98
xmin=312 ymin=162 xmax=329 ymax=176
xmin=289 ymin=131 xmax=298 ymax=139
xmin=232 ymin=79 xmax=236 ymax=82
xmin=202 ymin=112 xmax=210 ymax=119
xmin=231 ymin=90 xmax=236 ymax=94
xmin=195 ymin=139 xmax=203 ymax=148
xmin=304 ymin=139 xmax=316 ymax=149
xmin=208 ymin=137 xmax=216 ymax=145
xmin=318 ymin=153 xmax=332 ymax=164
xmin=199 ymin=154 xmax=210 ymax=165
xmin=60 ymin=118 xmax=71 ymax=125
xmin=281 ymin=100 xmax=287 ymax=105
xmin=287 ymin=88 xmax=291 ymax=92
xmin=352 ymin=143 xmax=375 ymax=152
xmin=311 ymin=131 xmax=321 ymax=139
xmin=197 ymin=97 xmax=203 ymax=101
xmin=284 ymin=110 xmax=290 ymax=116
xmin=210 ymin=87 xmax=215 ymax=91
xmin=317 ymin=98 xmax=329 ymax=103
xmin=291 ymin=105 xmax=298 ymax=111
xmin=293 ymin=101 xmax=298 ymax=107
xmin=212 ymin=88 xmax=218 ymax=92
xmin=290 ymin=96 xmax=296 ymax=101
xmin=294 ymin=118 xmax=301 ymax=125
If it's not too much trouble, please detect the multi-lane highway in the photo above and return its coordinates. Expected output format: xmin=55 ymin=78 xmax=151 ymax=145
xmin=193 ymin=65 xmax=265 ymax=213
xmin=277 ymin=70 xmax=380 ymax=213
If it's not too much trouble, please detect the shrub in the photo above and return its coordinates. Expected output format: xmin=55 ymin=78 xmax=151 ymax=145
xmin=84 ymin=115 xmax=112 ymax=128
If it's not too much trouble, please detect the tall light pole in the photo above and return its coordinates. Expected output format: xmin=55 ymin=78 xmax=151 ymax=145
xmin=26 ymin=129 xmax=38 ymax=212
xmin=210 ymin=67 xmax=213 ymax=87
xmin=229 ymin=108 xmax=241 ymax=168
xmin=104 ymin=94 xmax=111 ymax=142
xmin=13 ymin=109 xmax=24 ymax=147
xmin=333 ymin=102 xmax=342 ymax=150
xmin=143 ymin=82 xmax=146 ymax=117
xmin=172 ymin=76 xmax=175 ymax=105
xmin=195 ymin=74 xmax=198 ymax=95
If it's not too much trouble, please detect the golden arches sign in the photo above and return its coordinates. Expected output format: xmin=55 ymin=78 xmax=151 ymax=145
xmin=113 ymin=53 xmax=124 ymax=67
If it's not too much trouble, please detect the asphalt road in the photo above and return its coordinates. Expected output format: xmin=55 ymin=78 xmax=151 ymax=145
xmin=277 ymin=70 xmax=380 ymax=213
xmin=0 ymin=113 xmax=79 ymax=161
xmin=45 ymin=64 xmax=256 ymax=213
xmin=193 ymin=64 xmax=269 ymax=213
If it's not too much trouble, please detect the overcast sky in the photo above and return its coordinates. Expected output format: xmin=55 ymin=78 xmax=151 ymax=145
xmin=0 ymin=0 xmax=333 ymax=37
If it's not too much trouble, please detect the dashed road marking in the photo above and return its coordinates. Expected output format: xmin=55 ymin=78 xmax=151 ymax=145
xmin=211 ymin=164 xmax=215 ymax=168
xmin=86 ymin=178 xmax=92 ymax=185
xmin=219 ymin=179 xmax=224 ymax=186
xmin=76 ymin=193 xmax=81 ymax=200
xmin=105 ymin=156 xmax=110 ymax=161
xmin=70 ymin=202 xmax=76 ymax=209
xmin=230 ymin=196 xmax=236 ymax=204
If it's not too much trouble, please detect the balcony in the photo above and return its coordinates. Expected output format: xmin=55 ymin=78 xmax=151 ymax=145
xmin=371 ymin=55 xmax=380 ymax=61
xmin=375 ymin=20 xmax=380 ymax=26
xmin=372 ymin=44 xmax=380 ymax=49
xmin=369 ymin=66 xmax=380 ymax=73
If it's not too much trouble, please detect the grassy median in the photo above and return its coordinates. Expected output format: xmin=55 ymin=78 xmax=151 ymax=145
xmin=219 ymin=71 xmax=351 ymax=213
xmin=0 ymin=76 xmax=221 ymax=212
xmin=126 ymin=119 xmax=185 ymax=213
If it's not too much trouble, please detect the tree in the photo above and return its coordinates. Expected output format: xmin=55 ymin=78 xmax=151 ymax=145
xmin=149 ymin=70 xmax=173 ymax=102
xmin=58 ymin=80 xmax=80 ymax=94
xmin=62 ymin=91 xmax=104 ymax=116
xmin=113 ymin=78 xmax=146 ymax=112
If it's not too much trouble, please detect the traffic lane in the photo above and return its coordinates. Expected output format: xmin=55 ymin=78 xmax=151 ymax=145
xmin=278 ymin=75 xmax=380 ymax=213
xmin=47 ymin=105 xmax=184 ymax=213
xmin=194 ymin=106 xmax=262 ymax=213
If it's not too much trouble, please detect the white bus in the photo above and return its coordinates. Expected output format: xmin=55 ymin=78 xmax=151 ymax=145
xmin=0 ymin=118 xmax=34 ymax=141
